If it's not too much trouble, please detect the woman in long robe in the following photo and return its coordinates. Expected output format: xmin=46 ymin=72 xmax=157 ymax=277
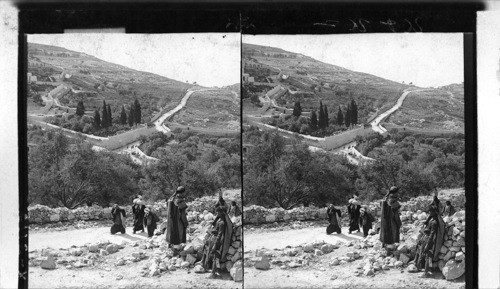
xmin=347 ymin=200 xmax=361 ymax=234
xmin=132 ymin=199 xmax=146 ymax=234
xmin=379 ymin=187 xmax=402 ymax=245
xmin=326 ymin=204 xmax=342 ymax=234
xmin=359 ymin=207 xmax=375 ymax=237
xmin=165 ymin=186 xmax=189 ymax=246
xmin=413 ymin=205 xmax=445 ymax=276
xmin=110 ymin=204 xmax=126 ymax=234
xmin=201 ymin=206 xmax=233 ymax=278
xmin=143 ymin=206 xmax=160 ymax=237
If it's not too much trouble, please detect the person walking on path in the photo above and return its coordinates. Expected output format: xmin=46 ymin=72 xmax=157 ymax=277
xmin=143 ymin=205 xmax=160 ymax=238
xmin=110 ymin=203 xmax=127 ymax=235
xmin=347 ymin=198 xmax=361 ymax=234
xmin=379 ymin=186 xmax=402 ymax=246
xmin=326 ymin=204 xmax=342 ymax=234
xmin=165 ymin=186 xmax=189 ymax=246
xmin=132 ymin=198 xmax=146 ymax=234
xmin=359 ymin=207 xmax=375 ymax=237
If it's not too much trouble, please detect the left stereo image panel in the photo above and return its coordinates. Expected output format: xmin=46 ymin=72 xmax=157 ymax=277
xmin=25 ymin=33 xmax=243 ymax=288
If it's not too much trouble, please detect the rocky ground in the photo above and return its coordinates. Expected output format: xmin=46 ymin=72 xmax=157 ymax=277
xmin=244 ymin=225 xmax=465 ymax=289
xmin=29 ymin=217 xmax=242 ymax=288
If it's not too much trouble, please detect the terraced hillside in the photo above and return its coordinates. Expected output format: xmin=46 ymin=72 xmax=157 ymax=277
xmin=242 ymin=43 xmax=410 ymax=124
xmin=28 ymin=42 xmax=193 ymax=123
xmin=386 ymin=85 xmax=464 ymax=132
xmin=170 ymin=89 xmax=240 ymax=131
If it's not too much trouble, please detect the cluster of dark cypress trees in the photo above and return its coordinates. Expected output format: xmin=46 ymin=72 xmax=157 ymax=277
xmin=93 ymin=99 xmax=142 ymax=129
xmin=309 ymin=99 xmax=358 ymax=130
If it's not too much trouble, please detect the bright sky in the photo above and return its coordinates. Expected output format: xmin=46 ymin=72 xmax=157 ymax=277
xmin=28 ymin=33 xmax=240 ymax=87
xmin=244 ymin=34 xmax=464 ymax=88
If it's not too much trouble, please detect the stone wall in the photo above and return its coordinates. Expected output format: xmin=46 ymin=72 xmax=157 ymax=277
xmin=28 ymin=190 xmax=242 ymax=225
xmin=243 ymin=188 xmax=465 ymax=226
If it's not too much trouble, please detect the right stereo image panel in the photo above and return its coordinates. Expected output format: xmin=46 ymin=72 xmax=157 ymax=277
xmin=241 ymin=33 xmax=466 ymax=289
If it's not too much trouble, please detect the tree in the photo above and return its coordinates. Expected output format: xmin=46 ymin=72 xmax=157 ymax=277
xmin=101 ymin=100 xmax=108 ymax=128
xmin=318 ymin=101 xmax=325 ymax=129
xmin=323 ymin=105 xmax=329 ymax=127
xmin=107 ymin=105 xmax=113 ymax=127
xmin=310 ymin=110 xmax=318 ymax=130
xmin=93 ymin=110 xmax=101 ymax=128
xmin=128 ymin=105 xmax=135 ymax=126
xmin=292 ymin=101 xmax=302 ymax=117
xmin=120 ymin=105 xmax=127 ymax=125
xmin=345 ymin=104 xmax=351 ymax=127
xmin=350 ymin=99 xmax=358 ymax=125
xmin=76 ymin=100 xmax=85 ymax=117
xmin=134 ymin=99 xmax=141 ymax=124
xmin=337 ymin=106 xmax=344 ymax=126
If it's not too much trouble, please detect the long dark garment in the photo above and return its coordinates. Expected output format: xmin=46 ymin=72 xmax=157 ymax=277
xmin=413 ymin=215 xmax=445 ymax=270
xmin=379 ymin=200 xmax=402 ymax=244
xmin=111 ymin=207 xmax=126 ymax=234
xmin=143 ymin=211 xmax=159 ymax=237
xmin=201 ymin=213 xmax=233 ymax=271
xmin=132 ymin=204 xmax=145 ymax=233
xmin=359 ymin=212 xmax=375 ymax=237
xmin=165 ymin=195 xmax=188 ymax=245
xmin=347 ymin=204 xmax=361 ymax=233
xmin=443 ymin=204 xmax=456 ymax=217
xmin=327 ymin=207 xmax=342 ymax=234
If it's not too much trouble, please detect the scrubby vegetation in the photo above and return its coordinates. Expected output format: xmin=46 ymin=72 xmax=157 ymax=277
xmin=28 ymin=125 xmax=241 ymax=209
xmin=243 ymin=125 xmax=465 ymax=209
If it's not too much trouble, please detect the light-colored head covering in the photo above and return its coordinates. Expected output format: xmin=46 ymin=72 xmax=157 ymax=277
xmin=133 ymin=199 xmax=139 ymax=204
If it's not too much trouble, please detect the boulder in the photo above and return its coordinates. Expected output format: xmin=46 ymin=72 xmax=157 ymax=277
xmin=321 ymin=244 xmax=333 ymax=254
xmin=106 ymin=244 xmax=119 ymax=254
xmin=407 ymin=264 xmax=418 ymax=273
xmin=255 ymin=256 xmax=271 ymax=270
xmin=186 ymin=254 xmax=197 ymax=265
xmin=230 ymin=261 xmax=243 ymax=282
xmin=303 ymin=244 xmax=314 ymax=253
xmin=442 ymin=260 xmax=465 ymax=280
xmin=100 ymin=249 xmax=109 ymax=256
xmin=314 ymin=249 xmax=323 ymax=256
xmin=399 ymin=253 xmax=410 ymax=265
xmin=40 ymin=256 xmax=56 ymax=270
xmin=455 ymin=252 xmax=465 ymax=261
xmin=194 ymin=264 xmax=205 ymax=273
xmin=88 ymin=244 xmax=99 ymax=253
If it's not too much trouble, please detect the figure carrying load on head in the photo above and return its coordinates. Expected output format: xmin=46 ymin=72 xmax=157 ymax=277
xmin=110 ymin=203 xmax=127 ymax=235
xmin=132 ymin=197 xmax=146 ymax=234
xmin=326 ymin=204 xmax=342 ymax=234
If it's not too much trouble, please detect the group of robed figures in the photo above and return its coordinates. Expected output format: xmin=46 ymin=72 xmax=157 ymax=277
xmin=109 ymin=186 xmax=238 ymax=279
xmin=326 ymin=185 xmax=456 ymax=278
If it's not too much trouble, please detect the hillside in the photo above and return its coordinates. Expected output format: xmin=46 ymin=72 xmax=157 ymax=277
xmin=27 ymin=42 xmax=194 ymax=123
xmin=385 ymin=83 xmax=464 ymax=132
xmin=242 ymin=43 xmax=411 ymax=124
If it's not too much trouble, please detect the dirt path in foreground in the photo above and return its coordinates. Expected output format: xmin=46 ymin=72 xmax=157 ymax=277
xmin=244 ymin=227 xmax=465 ymax=289
xmin=29 ymin=226 xmax=241 ymax=289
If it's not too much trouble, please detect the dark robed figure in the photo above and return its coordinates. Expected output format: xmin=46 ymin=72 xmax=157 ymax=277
xmin=132 ymin=198 xmax=146 ymax=234
xmin=201 ymin=205 xmax=233 ymax=278
xmin=110 ymin=204 xmax=126 ymax=234
xmin=379 ymin=186 xmax=402 ymax=245
xmin=413 ymin=203 xmax=445 ymax=276
xmin=347 ymin=199 xmax=361 ymax=234
xmin=359 ymin=207 xmax=375 ymax=237
xmin=165 ymin=186 xmax=189 ymax=245
xmin=143 ymin=206 xmax=160 ymax=238
xmin=326 ymin=204 xmax=342 ymax=234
